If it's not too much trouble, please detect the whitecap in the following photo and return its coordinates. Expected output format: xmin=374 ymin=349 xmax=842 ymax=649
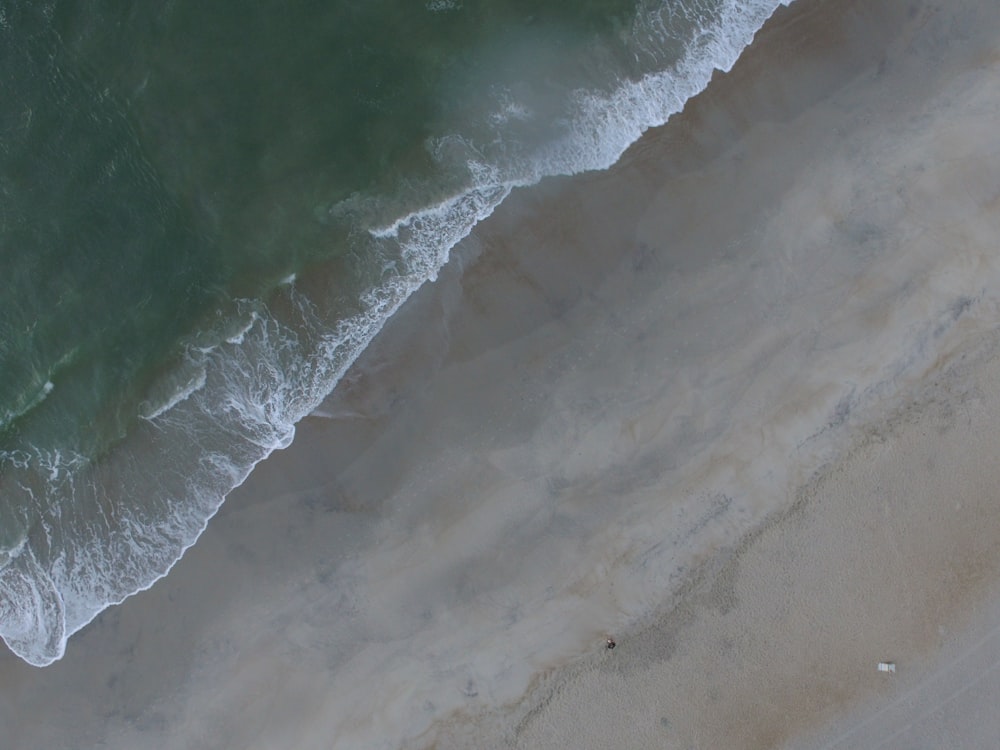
xmin=139 ymin=366 xmax=208 ymax=421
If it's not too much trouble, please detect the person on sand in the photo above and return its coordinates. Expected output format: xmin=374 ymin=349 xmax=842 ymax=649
xmin=606 ymin=636 xmax=616 ymax=650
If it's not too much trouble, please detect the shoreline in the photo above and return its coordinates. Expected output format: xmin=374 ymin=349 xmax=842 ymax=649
xmin=0 ymin=0 xmax=783 ymax=671
xmin=4 ymin=0 xmax=1000 ymax=747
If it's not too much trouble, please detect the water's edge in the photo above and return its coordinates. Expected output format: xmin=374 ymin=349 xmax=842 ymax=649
xmin=0 ymin=0 xmax=788 ymax=667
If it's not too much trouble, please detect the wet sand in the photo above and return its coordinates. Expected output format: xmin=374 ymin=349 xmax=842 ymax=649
xmin=4 ymin=0 xmax=1000 ymax=748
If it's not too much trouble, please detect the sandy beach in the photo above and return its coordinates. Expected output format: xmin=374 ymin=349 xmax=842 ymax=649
xmin=4 ymin=0 xmax=1000 ymax=747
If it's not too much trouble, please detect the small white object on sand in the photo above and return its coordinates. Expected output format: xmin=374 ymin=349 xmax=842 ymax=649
xmin=877 ymin=662 xmax=896 ymax=673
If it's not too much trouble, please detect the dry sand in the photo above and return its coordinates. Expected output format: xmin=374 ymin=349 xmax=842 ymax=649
xmin=3 ymin=0 xmax=1000 ymax=748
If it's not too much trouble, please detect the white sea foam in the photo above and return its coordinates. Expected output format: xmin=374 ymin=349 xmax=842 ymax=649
xmin=378 ymin=0 xmax=783 ymax=242
xmin=426 ymin=0 xmax=462 ymax=12
xmin=225 ymin=312 xmax=259 ymax=344
xmin=0 ymin=380 xmax=55 ymax=432
xmin=138 ymin=366 xmax=208 ymax=421
xmin=0 ymin=0 xmax=788 ymax=667
xmin=0 ymin=533 xmax=27 ymax=572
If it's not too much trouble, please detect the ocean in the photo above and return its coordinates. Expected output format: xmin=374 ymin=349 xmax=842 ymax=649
xmin=0 ymin=0 xmax=783 ymax=666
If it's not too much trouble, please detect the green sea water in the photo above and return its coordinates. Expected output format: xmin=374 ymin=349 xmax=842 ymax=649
xmin=2 ymin=0 xmax=642 ymax=453
xmin=0 ymin=0 xmax=782 ymax=665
